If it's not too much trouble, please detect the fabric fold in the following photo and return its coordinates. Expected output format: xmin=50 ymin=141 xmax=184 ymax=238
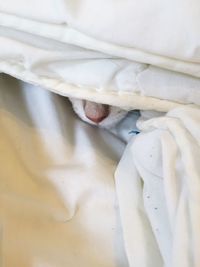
xmin=115 ymin=106 xmax=200 ymax=267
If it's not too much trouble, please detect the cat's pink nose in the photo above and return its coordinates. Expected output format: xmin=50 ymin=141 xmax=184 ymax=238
xmin=84 ymin=101 xmax=109 ymax=123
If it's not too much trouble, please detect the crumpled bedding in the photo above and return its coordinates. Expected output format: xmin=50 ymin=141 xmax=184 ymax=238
xmin=0 ymin=1 xmax=200 ymax=267
xmin=116 ymin=106 xmax=200 ymax=267
xmin=0 ymin=74 xmax=130 ymax=267
xmin=1 ymin=2 xmax=200 ymax=111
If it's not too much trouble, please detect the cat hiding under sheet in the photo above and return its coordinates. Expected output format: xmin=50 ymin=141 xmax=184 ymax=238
xmin=69 ymin=98 xmax=128 ymax=128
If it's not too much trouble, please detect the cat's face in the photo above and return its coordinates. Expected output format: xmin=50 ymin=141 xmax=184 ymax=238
xmin=69 ymin=98 xmax=128 ymax=128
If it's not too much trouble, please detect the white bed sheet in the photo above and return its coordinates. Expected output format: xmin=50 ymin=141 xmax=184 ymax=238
xmin=116 ymin=105 xmax=200 ymax=267
xmin=0 ymin=74 xmax=130 ymax=267
xmin=1 ymin=73 xmax=200 ymax=267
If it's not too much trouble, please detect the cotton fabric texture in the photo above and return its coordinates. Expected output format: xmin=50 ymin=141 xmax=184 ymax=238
xmin=0 ymin=1 xmax=200 ymax=267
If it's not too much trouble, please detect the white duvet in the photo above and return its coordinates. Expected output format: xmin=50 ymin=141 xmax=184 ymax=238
xmin=0 ymin=1 xmax=200 ymax=267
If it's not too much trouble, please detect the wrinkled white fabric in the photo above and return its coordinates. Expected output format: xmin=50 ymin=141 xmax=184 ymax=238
xmin=1 ymin=0 xmax=200 ymax=76
xmin=0 ymin=74 xmax=129 ymax=267
xmin=115 ymin=106 xmax=200 ymax=267
xmin=0 ymin=3 xmax=200 ymax=110
xmin=0 ymin=1 xmax=200 ymax=267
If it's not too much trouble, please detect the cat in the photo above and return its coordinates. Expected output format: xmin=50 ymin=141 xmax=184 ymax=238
xmin=69 ymin=98 xmax=128 ymax=128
